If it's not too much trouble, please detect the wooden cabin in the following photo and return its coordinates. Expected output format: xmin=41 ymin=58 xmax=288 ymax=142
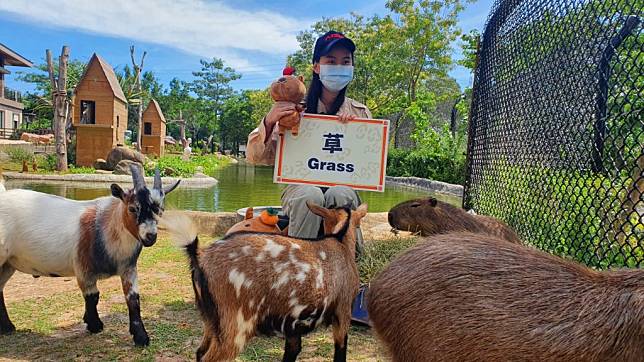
xmin=141 ymin=99 xmax=166 ymax=157
xmin=72 ymin=53 xmax=127 ymax=166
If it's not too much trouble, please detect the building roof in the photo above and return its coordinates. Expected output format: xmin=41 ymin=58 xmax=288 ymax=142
xmin=75 ymin=53 xmax=127 ymax=103
xmin=145 ymin=99 xmax=167 ymax=124
xmin=0 ymin=43 xmax=33 ymax=67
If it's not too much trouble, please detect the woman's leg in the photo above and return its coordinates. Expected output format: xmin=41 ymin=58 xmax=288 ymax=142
xmin=282 ymin=185 xmax=325 ymax=238
xmin=323 ymin=186 xmax=364 ymax=256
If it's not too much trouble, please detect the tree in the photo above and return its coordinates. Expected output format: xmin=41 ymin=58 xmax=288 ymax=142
xmin=46 ymin=46 xmax=70 ymax=172
xmin=219 ymin=92 xmax=254 ymax=154
xmin=287 ymin=0 xmax=470 ymax=147
xmin=16 ymin=59 xmax=86 ymax=131
xmin=130 ymin=46 xmax=147 ymax=151
xmin=190 ymin=58 xmax=241 ymax=151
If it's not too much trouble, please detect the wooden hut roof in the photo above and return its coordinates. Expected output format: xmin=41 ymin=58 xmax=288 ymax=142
xmin=76 ymin=53 xmax=127 ymax=103
xmin=0 ymin=43 xmax=33 ymax=67
xmin=146 ymin=99 xmax=167 ymax=124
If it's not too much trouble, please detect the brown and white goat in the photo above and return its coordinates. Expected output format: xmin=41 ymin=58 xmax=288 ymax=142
xmin=0 ymin=166 xmax=179 ymax=346
xmin=367 ymin=232 xmax=644 ymax=361
xmin=163 ymin=202 xmax=368 ymax=361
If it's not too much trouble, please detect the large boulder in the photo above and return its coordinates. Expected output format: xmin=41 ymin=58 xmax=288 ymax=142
xmin=114 ymin=159 xmax=144 ymax=176
xmin=106 ymin=147 xmax=144 ymax=170
xmin=93 ymin=158 xmax=109 ymax=171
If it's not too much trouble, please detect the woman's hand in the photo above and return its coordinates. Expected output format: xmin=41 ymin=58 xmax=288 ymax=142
xmin=265 ymin=101 xmax=299 ymax=127
xmin=337 ymin=113 xmax=356 ymax=124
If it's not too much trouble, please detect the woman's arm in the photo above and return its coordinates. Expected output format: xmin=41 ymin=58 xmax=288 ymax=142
xmin=245 ymin=102 xmax=300 ymax=165
xmin=246 ymin=118 xmax=277 ymax=165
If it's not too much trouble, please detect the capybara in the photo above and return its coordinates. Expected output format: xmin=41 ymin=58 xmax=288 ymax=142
xmin=367 ymin=232 xmax=644 ymax=362
xmin=388 ymin=197 xmax=522 ymax=243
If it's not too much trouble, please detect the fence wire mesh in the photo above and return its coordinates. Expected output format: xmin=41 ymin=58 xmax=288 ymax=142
xmin=464 ymin=0 xmax=643 ymax=268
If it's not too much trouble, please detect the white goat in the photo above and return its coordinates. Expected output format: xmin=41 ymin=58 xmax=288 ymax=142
xmin=0 ymin=166 xmax=179 ymax=346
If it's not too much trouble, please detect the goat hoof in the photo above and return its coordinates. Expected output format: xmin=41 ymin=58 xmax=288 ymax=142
xmin=0 ymin=323 xmax=16 ymax=335
xmin=133 ymin=332 xmax=150 ymax=347
xmin=85 ymin=319 xmax=104 ymax=333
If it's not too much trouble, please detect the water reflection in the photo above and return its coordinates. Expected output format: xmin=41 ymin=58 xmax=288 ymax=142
xmin=4 ymin=163 xmax=461 ymax=212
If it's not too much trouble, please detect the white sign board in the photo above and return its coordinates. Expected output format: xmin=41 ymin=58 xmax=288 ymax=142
xmin=274 ymin=113 xmax=389 ymax=192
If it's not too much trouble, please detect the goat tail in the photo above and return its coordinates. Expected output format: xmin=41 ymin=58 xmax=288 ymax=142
xmin=158 ymin=212 xmax=220 ymax=337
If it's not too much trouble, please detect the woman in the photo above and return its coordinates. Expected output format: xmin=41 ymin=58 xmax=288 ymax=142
xmin=246 ymin=31 xmax=371 ymax=242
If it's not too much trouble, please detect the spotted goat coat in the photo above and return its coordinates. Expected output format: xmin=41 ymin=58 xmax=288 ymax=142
xmin=163 ymin=202 xmax=368 ymax=361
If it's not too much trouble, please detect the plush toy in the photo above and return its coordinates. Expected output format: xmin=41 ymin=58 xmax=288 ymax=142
xmin=225 ymin=207 xmax=288 ymax=236
xmin=32 ymin=160 xmax=38 ymax=172
xmin=22 ymin=160 xmax=28 ymax=173
xmin=270 ymin=66 xmax=306 ymax=136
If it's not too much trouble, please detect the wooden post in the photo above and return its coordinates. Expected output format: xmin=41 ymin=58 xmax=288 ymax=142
xmin=130 ymin=46 xmax=147 ymax=152
xmin=47 ymin=46 xmax=70 ymax=172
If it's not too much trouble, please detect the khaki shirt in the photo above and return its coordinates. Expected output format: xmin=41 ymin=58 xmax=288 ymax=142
xmin=246 ymin=97 xmax=372 ymax=165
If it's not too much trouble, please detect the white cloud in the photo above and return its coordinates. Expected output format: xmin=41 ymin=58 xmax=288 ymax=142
xmin=0 ymin=0 xmax=310 ymax=71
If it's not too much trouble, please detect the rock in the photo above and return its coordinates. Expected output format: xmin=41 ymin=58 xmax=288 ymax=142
xmin=194 ymin=172 xmax=209 ymax=178
xmin=95 ymin=169 xmax=114 ymax=174
xmin=106 ymin=147 xmax=144 ymax=170
xmin=195 ymin=166 xmax=204 ymax=173
xmin=163 ymin=167 xmax=177 ymax=176
xmin=114 ymin=160 xmax=144 ymax=175
xmin=93 ymin=158 xmax=109 ymax=170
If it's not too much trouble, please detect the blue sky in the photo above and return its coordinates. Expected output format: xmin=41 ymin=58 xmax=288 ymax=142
xmin=0 ymin=0 xmax=493 ymax=94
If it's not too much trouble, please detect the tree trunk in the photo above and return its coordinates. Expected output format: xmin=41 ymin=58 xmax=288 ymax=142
xmin=130 ymin=46 xmax=147 ymax=152
xmin=47 ymin=46 xmax=69 ymax=172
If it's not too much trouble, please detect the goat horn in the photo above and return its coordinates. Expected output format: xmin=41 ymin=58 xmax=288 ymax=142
xmin=163 ymin=179 xmax=181 ymax=194
xmin=130 ymin=164 xmax=146 ymax=190
xmin=153 ymin=168 xmax=162 ymax=190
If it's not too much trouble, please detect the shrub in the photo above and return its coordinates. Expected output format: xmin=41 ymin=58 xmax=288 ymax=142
xmin=146 ymin=154 xmax=231 ymax=177
xmin=68 ymin=166 xmax=96 ymax=174
xmin=37 ymin=153 xmax=57 ymax=171
xmin=6 ymin=147 xmax=34 ymax=164
xmin=387 ymin=124 xmax=467 ymax=185
xmin=387 ymin=147 xmax=466 ymax=185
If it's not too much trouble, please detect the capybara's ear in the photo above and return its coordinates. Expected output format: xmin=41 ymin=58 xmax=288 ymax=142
xmin=429 ymin=197 xmax=438 ymax=207
xmin=298 ymin=75 xmax=304 ymax=83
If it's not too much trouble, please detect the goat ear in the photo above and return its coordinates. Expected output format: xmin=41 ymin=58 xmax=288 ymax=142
xmin=354 ymin=203 xmax=368 ymax=220
xmin=163 ymin=179 xmax=181 ymax=194
xmin=111 ymin=184 xmax=125 ymax=201
xmin=306 ymin=201 xmax=331 ymax=219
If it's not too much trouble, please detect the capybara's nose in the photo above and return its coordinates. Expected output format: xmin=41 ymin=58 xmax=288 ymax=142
xmin=278 ymin=77 xmax=286 ymax=82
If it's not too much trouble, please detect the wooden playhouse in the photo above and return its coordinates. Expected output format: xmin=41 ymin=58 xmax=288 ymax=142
xmin=141 ymin=99 xmax=166 ymax=157
xmin=72 ymin=53 xmax=127 ymax=167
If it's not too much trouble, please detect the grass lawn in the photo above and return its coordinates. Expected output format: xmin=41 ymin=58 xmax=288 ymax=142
xmin=1 ymin=233 xmax=414 ymax=361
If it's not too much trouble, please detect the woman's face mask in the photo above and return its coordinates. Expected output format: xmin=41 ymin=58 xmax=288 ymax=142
xmin=319 ymin=64 xmax=354 ymax=92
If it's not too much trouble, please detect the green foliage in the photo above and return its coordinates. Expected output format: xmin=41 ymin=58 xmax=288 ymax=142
xmin=15 ymin=59 xmax=87 ymax=129
xmin=6 ymin=147 xmax=34 ymax=163
xmin=287 ymin=0 xmax=471 ymax=156
xmin=357 ymin=236 xmax=418 ymax=283
xmin=147 ymin=155 xmax=231 ymax=177
xmin=387 ymin=123 xmax=467 ymax=185
xmin=67 ymin=166 xmax=96 ymax=174
xmin=458 ymin=29 xmax=480 ymax=70
xmin=37 ymin=153 xmax=57 ymax=171
xmin=475 ymin=163 xmax=643 ymax=269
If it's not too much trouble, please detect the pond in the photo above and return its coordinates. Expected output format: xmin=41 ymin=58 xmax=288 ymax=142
xmin=4 ymin=163 xmax=461 ymax=213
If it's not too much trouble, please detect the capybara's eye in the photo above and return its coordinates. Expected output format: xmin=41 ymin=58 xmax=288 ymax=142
xmin=411 ymin=203 xmax=421 ymax=208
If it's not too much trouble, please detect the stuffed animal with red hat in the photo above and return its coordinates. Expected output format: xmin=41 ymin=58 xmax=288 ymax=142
xmin=270 ymin=66 xmax=306 ymax=136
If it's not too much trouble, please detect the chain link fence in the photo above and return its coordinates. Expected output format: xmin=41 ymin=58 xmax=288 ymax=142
xmin=464 ymin=0 xmax=643 ymax=268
